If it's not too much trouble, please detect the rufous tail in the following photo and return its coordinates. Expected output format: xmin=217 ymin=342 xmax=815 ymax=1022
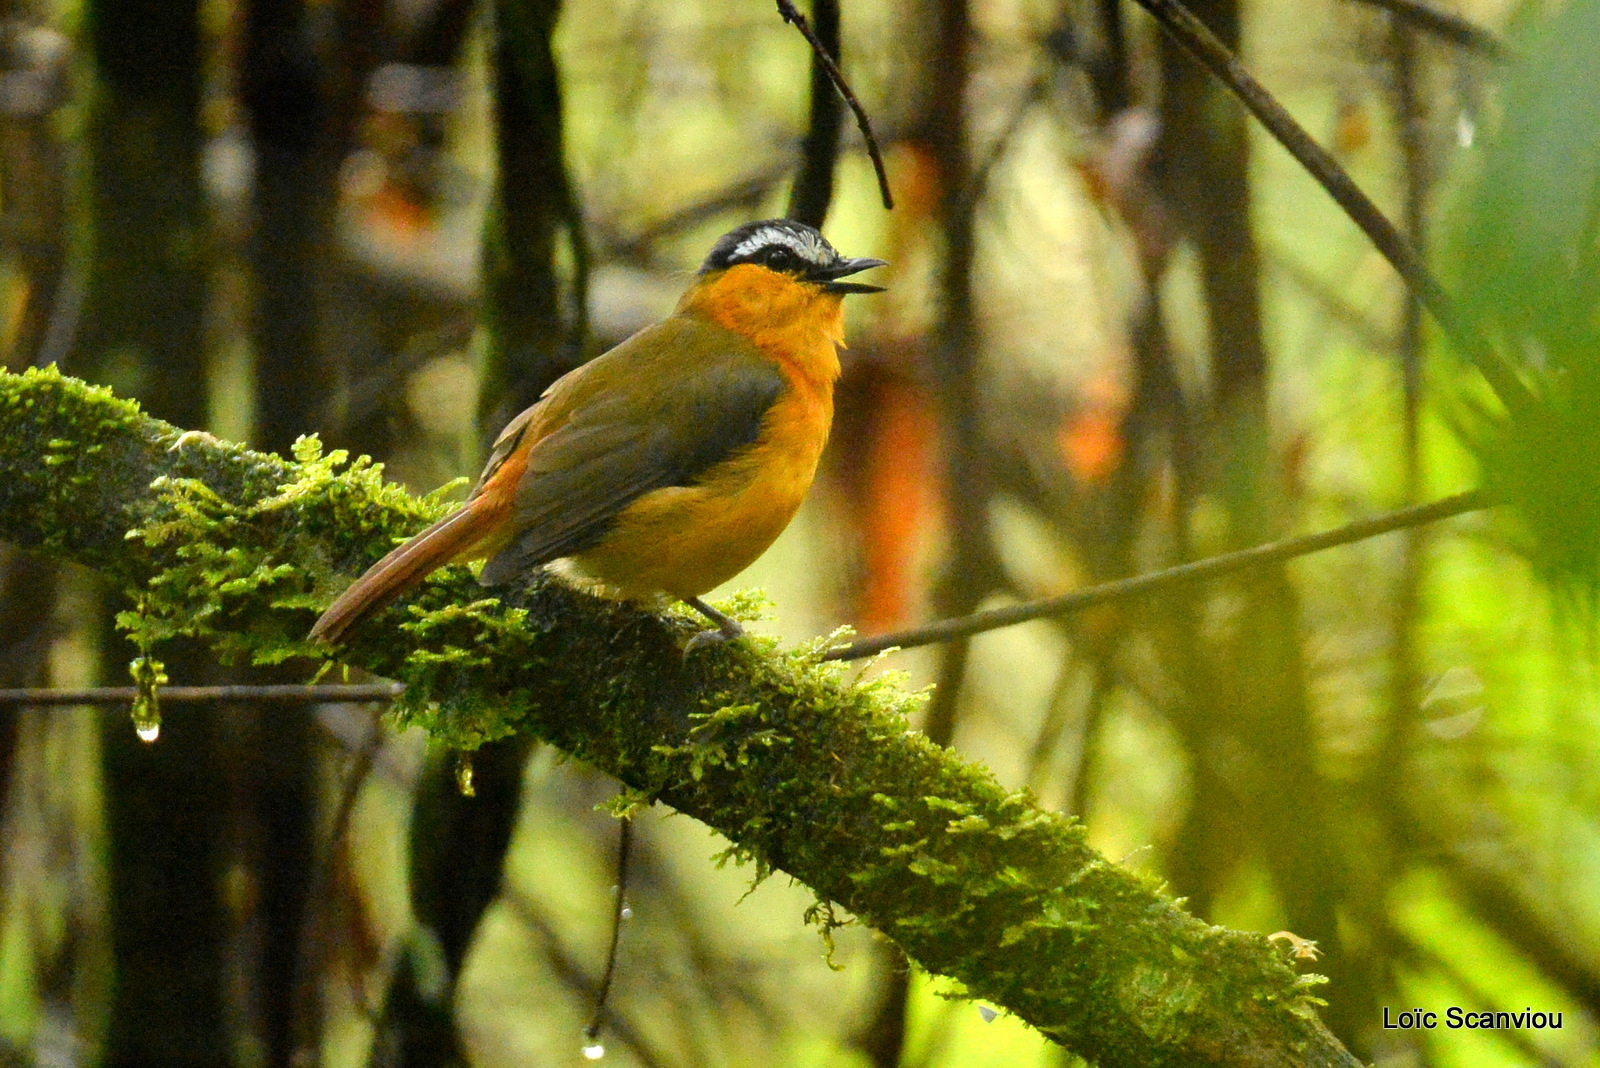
xmin=308 ymin=501 xmax=501 ymax=646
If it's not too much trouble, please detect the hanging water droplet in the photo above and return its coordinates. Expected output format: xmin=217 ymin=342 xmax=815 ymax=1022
xmin=128 ymin=655 xmax=167 ymax=745
xmin=581 ymin=1041 xmax=605 ymax=1060
xmin=455 ymin=753 xmax=475 ymax=797
xmin=619 ymin=905 xmax=633 ymax=921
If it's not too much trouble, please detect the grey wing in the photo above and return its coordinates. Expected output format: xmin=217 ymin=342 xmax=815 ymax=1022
xmin=476 ymin=320 xmax=786 ymax=586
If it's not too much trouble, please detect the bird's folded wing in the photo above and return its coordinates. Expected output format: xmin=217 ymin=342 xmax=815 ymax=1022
xmin=477 ymin=315 xmax=787 ymax=586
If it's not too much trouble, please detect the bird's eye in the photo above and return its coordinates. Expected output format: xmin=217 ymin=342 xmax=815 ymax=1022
xmin=762 ymin=246 xmax=798 ymax=271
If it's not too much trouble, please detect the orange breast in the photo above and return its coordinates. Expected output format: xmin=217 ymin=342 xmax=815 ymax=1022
xmin=573 ymin=266 xmax=844 ymax=600
xmin=574 ymin=374 xmax=831 ymax=600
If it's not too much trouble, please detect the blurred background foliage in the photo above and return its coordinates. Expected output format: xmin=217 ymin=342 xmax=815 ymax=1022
xmin=0 ymin=0 xmax=1596 ymax=1064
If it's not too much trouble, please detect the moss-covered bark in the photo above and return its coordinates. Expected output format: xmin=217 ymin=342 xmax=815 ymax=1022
xmin=0 ymin=366 xmax=1361 ymax=1068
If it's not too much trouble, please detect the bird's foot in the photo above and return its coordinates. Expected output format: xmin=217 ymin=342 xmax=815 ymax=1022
xmin=682 ymin=597 xmax=745 ymax=657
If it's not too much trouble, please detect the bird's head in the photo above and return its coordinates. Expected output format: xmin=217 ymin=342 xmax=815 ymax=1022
xmin=699 ymin=220 xmax=887 ymax=294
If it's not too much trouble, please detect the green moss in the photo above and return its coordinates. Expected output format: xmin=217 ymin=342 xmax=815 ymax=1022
xmin=119 ymin=435 xmax=438 ymax=667
xmin=0 ymin=366 xmax=1357 ymax=1068
xmin=101 ymin=426 xmax=549 ymax=748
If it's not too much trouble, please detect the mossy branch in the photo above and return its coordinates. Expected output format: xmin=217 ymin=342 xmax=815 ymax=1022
xmin=0 ymin=366 xmax=1360 ymax=1068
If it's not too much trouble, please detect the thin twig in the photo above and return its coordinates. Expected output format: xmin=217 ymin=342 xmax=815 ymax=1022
xmin=0 ymin=493 xmax=1491 ymax=689
xmin=776 ymin=0 xmax=894 ymax=210
xmin=827 ymin=489 xmax=1489 ymax=661
xmin=1346 ymin=0 xmax=1507 ymax=58
xmin=786 ymin=0 xmax=844 ymax=227
xmin=1128 ymin=0 xmax=1532 ymax=417
xmin=503 ymin=888 xmax=673 ymax=1068
xmin=0 ymin=683 xmax=405 ymax=705
xmin=585 ymin=815 xmax=633 ymax=1044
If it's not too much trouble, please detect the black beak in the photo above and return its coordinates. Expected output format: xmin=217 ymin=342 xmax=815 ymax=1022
xmin=814 ymin=256 xmax=888 ymax=294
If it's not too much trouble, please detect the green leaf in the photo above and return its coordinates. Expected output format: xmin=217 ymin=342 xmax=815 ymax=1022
xmin=1450 ymin=0 xmax=1600 ymax=604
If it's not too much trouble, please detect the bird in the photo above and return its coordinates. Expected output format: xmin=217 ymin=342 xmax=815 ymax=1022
xmin=308 ymin=219 xmax=886 ymax=649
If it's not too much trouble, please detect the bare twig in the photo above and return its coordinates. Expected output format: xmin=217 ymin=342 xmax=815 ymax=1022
xmin=503 ymin=889 xmax=675 ymax=1068
xmin=35 ymin=268 xmax=85 ymax=371
xmin=2 ymin=488 xmax=1493 ymax=689
xmin=584 ymin=815 xmax=633 ymax=1045
xmin=786 ymin=0 xmax=844 ymax=227
xmin=776 ymin=0 xmax=894 ymax=210
xmin=0 ymin=683 xmax=404 ymax=705
xmin=827 ymin=490 xmax=1488 ymax=661
xmin=1129 ymin=0 xmax=1532 ymax=417
xmin=1346 ymin=0 xmax=1507 ymax=58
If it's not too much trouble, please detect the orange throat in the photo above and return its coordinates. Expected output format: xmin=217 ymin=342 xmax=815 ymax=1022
xmin=570 ymin=266 xmax=849 ymax=601
xmin=678 ymin=263 xmax=846 ymax=392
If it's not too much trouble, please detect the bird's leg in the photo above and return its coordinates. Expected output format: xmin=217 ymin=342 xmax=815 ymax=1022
xmin=681 ymin=596 xmax=745 ymax=655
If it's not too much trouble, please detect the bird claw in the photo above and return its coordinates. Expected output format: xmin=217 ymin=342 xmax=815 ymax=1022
xmin=681 ymin=597 xmax=745 ymax=658
xmin=682 ymin=625 xmax=738 ymax=658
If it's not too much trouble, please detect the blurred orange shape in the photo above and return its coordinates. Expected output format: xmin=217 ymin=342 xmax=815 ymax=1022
xmin=855 ymin=380 xmax=939 ymax=633
xmin=1059 ymin=408 xmax=1124 ymax=485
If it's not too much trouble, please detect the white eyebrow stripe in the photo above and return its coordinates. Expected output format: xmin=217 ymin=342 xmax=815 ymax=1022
xmin=730 ymin=227 xmax=829 ymax=265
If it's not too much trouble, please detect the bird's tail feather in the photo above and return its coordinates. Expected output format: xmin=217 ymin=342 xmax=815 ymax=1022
xmin=309 ymin=502 xmax=499 ymax=646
